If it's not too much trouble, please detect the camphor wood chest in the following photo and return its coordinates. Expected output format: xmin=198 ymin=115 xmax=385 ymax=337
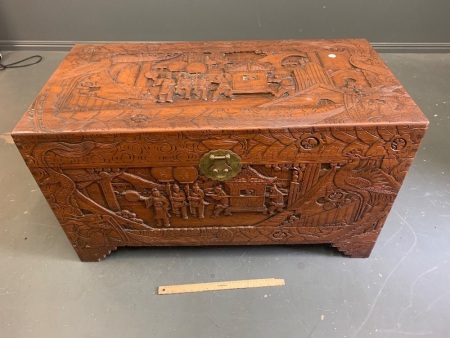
xmin=12 ymin=40 xmax=428 ymax=261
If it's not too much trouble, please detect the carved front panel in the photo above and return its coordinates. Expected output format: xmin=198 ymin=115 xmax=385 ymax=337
xmin=28 ymin=138 xmax=413 ymax=260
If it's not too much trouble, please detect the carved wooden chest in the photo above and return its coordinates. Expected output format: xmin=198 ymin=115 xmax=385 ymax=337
xmin=12 ymin=40 xmax=428 ymax=261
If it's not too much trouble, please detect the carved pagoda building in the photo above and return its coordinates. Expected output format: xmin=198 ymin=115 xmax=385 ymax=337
xmin=225 ymin=166 xmax=276 ymax=213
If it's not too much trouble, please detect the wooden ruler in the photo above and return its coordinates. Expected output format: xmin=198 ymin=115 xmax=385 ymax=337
xmin=158 ymin=278 xmax=285 ymax=295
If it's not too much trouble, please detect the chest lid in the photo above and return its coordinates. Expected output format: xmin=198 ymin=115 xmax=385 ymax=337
xmin=12 ymin=39 xmax=428 ymax=136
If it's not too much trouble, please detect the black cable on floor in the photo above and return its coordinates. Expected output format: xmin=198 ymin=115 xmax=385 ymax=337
xmin=0 ymin=55 xmax=43 ymax=71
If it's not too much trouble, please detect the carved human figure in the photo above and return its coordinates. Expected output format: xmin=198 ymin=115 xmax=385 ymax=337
xmin=206 ymin=185 xmax=232 ymax=217
xmin=266 ymin=184 xmax=285 ymax=215
xmin=168 ymin=183 xmax=188 ymax=219
xmin=188 ymin=183 xmax=208 ymax=218
xmin=297 ymin=164 xmax=307 ymax=180
xmin=155 ymin=73 xmax=176 ymax=103
xmin=143 ymin=188 xmax=171 ymax=227
xmin=276 ymin=77 xmax=296 ymax=98
xmin=343 ymin=78 xmax=362 ymax=95
xmin=204 ymin=55 xmax=219 ymax=70
xmin=176 ymin=73 xmax=195 ymax=100
xmin=195 ymin=74 xmax=210 ymax=100
xmin=211 ymin=72 xmax=233 ymax=101
xmin=269 ymin=71 xmax=296 ymax=98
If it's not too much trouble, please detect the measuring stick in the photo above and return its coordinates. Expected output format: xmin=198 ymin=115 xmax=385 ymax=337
xmin=158 ymin=278 xmax=285 ymax=295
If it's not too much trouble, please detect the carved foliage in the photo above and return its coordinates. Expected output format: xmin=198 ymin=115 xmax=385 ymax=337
xmin=14 ymin=125 xmax=426 ymax=169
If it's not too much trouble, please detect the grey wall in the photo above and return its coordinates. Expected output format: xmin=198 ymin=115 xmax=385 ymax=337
xmin=1 ymin=0 xmax=450 ymax=50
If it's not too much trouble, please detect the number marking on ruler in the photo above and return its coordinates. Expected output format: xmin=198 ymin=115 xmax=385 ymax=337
xmin=158 ymin=278 xmax=285 ymax=295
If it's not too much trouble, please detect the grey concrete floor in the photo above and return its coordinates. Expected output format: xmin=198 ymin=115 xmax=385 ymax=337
xmin=0 ymin=51 xmax=449 ymax=338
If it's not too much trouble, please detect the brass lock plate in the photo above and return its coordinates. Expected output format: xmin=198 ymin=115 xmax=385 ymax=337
xmin=199 ymin=149 xmax=242 ymax=181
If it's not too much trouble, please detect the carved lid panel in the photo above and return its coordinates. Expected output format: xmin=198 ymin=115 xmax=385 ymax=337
xmin=12 ymin=40 xmax=428 ymax=135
